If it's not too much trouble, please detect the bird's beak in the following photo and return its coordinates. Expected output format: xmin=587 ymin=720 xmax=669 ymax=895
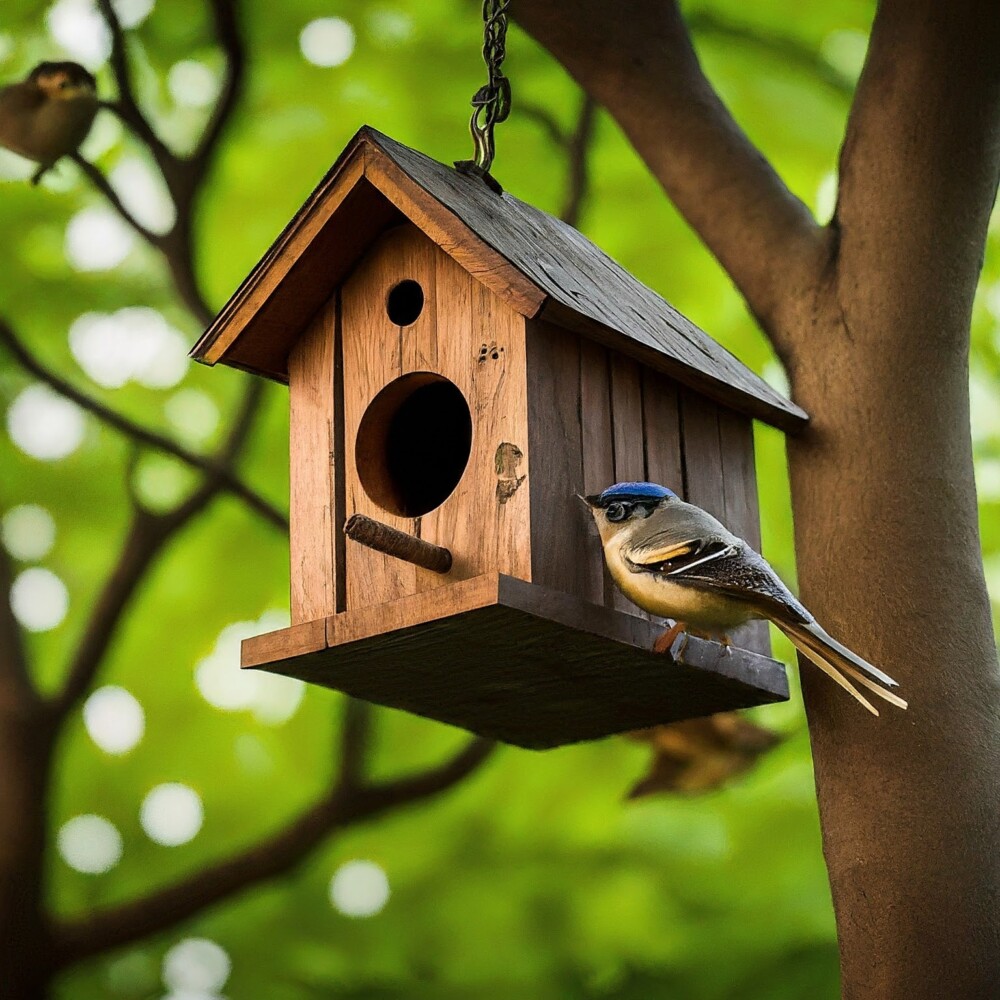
xmin=579 ymin=493 xmax=600 ymax=508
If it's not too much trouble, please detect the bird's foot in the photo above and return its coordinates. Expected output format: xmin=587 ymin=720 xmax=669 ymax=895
xmin=719 ymin=634 xmax=733 ymax=657
xmin=653 ymin=621 xmax=687 ymax=656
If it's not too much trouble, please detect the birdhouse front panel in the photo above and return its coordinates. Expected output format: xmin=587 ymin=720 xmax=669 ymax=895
xmin=340 ymin=222 xmax=531 ymax=609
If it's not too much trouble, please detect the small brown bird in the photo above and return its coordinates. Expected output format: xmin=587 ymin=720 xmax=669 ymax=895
xmin=0 ymin=62 xmax=98 ymax=183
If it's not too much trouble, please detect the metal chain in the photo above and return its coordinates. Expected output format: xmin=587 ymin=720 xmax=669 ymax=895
xmin=456 ymin=0 xmax=511 ymax=190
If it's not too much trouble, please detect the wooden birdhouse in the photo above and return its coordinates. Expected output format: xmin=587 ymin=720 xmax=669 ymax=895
xmin=191 ymin=127 xmax=807 ymax=749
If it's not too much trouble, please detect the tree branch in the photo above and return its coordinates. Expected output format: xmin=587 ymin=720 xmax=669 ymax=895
xmin=68 ymin=153 xmax=163 ymax=250
xmin=94 ymin=0 xmax=175 ymax=178
xmin=52 ymin=736 xmax=495 ymax=967
xmin=560 ymin=94 xmax=598 ymax=228
xmin=515 ymin=0 xmax=824 ymax=352
xmin=0 ymin=319 xmax=286 ymax=532
xmin=47 ymin=378 xmax=269 ymax=724
xmin=0 ymin=543 xmax=37 ymax=706
xmin=687 ymin=10 xmax=854 ymax=99
xmin=191 ymin=0 xmax=246 ymax=176
xmin=831 ymin=0 xmax=1000 ymax=354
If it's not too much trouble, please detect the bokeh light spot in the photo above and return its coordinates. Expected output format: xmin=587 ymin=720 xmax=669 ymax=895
xmin=46 ymin=0 xmax=112 ymax=64
xmin=10 ymin=567 xmax=69 ymax=632
xmin=329 ymin=860 xmax=391 ymax=918
xmin=7 ymin=384 xmax=86 ymax=461
xmin=140 ymin=783 xmax=203 ymax=846
xmin=113 ymin=0 xmax=155 ymax=29
xmin=164 ymin=389 xmax=219 ymax=445
xmin=368 ymin=8 xmax=414 ymax=46
xmin=65 ymin=207 xmax=135 ymax=271
xmin=1 ymin=504 xmax=56 ymax=561
xmin=162 ymin=937 xmax=231 ymax=993
xmin=83 ymin=685 xmax=145 ymax=755
xmin=167 ymin=60 xmax=218 ymax=108
xmin=300 ymin=17 xmax=356 ymax=67
xmin=110 ymin=157 xmax=176 ymax=234
xmin=57 ymin=814 xmax=122 ymax=874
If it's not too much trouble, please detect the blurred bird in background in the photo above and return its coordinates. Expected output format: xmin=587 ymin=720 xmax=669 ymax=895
xmin=584 ymin=482 xmax=907 ymax=716
xmin=0 ymin=62 xmax=98 ymax=184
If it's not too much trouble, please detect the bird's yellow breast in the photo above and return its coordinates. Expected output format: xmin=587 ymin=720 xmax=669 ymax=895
xmin=604 ymin=538 xmax=752 ymax=630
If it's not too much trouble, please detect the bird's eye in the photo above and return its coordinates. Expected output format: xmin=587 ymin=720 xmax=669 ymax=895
xmin=605 ymin=502 xmax=629 ymax=522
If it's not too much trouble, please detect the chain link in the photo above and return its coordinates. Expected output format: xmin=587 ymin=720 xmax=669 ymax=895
xmin=456 ymin=0 xmax=511 ymax=189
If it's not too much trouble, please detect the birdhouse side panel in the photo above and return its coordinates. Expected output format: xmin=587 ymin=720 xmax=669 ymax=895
xmin=679 ymin=388 xmax=770 ymax=656
xmin=288 ymin=298 xmax=339 ymax=625
xmin=341 ymin=223 xmax=530 ymax=611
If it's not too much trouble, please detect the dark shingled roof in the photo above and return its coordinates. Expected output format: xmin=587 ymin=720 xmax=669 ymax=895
xmin=192 ymin=126 xmax=806 ymax=430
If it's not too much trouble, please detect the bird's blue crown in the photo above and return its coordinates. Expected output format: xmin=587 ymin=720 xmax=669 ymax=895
xmin=588 ymin=482 xmax=676 ymax=507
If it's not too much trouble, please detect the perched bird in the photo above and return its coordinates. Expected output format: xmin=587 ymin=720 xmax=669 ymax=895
xmin=0 ymin=62 xmax=98 ymax=183
xmin=584 ymin=482 xmax=906 ymax=715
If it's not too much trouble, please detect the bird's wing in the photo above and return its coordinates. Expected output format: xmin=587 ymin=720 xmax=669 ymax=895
xmin=663 ymin=540 xmax=814 ymax=626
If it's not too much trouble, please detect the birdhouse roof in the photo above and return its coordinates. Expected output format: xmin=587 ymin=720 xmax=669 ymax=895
xmin=192 ymin=126 xmax=806 ymax=430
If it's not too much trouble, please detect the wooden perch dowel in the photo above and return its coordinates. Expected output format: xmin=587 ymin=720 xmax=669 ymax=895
xmin=344 ymin=514 xmax=453 ymax=574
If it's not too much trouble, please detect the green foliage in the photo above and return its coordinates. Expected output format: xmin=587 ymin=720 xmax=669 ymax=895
xmin=0 ymin=0 xmax=997 ymax=997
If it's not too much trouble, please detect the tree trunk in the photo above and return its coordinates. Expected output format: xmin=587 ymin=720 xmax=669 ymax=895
xmin=0 ymin=702 xmax=55 ymax=999
xmin=516 ymin=0 xmax=1000 ymax=995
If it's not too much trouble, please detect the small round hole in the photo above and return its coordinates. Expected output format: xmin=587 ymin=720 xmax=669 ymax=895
xmin=355 ymin=373 xmax=472 ymax=517
xmin=386 ymin=280 xmax=424 ymax=326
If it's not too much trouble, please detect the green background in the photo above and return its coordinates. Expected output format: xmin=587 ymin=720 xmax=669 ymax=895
xmin=1 ymin=1 xmax=998 ymax=996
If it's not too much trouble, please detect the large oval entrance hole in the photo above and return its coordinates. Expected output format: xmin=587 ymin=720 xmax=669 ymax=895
xmin=355 ymin=373 xmax=473 ymax=518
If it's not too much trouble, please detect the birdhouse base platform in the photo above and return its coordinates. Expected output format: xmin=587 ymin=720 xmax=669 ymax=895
xmin=242 ymin=575 xmax=789 ymax=750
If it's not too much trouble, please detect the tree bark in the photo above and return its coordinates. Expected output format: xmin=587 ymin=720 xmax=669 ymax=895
xmin=517 ymin=1 xmax=1000 ymax=996
xmin=0 ymin=704 xmax=55 ymax=999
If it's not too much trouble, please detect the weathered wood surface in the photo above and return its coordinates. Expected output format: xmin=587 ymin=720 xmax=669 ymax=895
xmin=341 ymin=223 xmax=530 ymax=609
xmin=192 ymin=127 xmax=807 ymax=432
xmin=243 ymin=575 xmax=789 ymax=749
xmin=288 ymin=300 xmax=337 ymax=625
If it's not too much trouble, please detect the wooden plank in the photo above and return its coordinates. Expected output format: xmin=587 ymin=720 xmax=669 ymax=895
xmin=526 ymin=321 xmax=587 ymax=599
xmin=287 ymin=300 xmax=336 ymax=624
xmin=718 ymin=407 xmax=770 ymax=655
xmin=609 ymin=354 xmax=648 ymax=617
xmin=641 ymin=369 xmax=684 ymax=496
xmin=431 ymin=260 xmax=532 ymax=587
xmin=579 ymin=339 xmax=615 ymax=607
xmin=242 ymin=618 xmax=326 ymax=669
xmin=679 ymin=388 xmax=726 ymax=522
xmin=246 ymin=574 xmax=789 ymax=750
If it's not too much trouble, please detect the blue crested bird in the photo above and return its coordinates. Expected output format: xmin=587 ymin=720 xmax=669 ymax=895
xmin=0 ymin=62 xmax=98 ymax=184
xmin=584 ymin=482 xmax=906 ymax=715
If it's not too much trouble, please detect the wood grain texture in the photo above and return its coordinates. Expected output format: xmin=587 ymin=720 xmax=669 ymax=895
xmin=579 ymin=339 xmax=615 ymax=606
xmin=609 ymin=354 xmax=649 ymax=617
xmin=245 ymin=575 xmax=789 ymax=749
xmin=526 ymin=320 xmax=588 ymax=600
xmin=641 ymin=369 xmax=684 ymax=496
xmin=341 ymin=224 xmax=530 ymax=609
xmin=287 ymin=300 xmax=337 ymax=624
xmin=718 ymin=407 xmax=770 ymax=655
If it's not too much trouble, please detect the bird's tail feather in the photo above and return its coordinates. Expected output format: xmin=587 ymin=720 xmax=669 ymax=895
xmin=775 ymin=620 xmax=907 ymax=715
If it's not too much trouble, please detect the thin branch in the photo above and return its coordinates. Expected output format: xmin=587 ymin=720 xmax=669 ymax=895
xmin=68 ymin=153 xmax=163 ymax=250
xmin=517 ymin=101 xmax=568 ymax=147
xmin=335 ymin=698 xmax=373 ymax=794
xmin=560 ymin=94 xmax=598 ymax=228
xmin=52 ymin=737 xmax=495 ymax=967
xmin=191 ymin=0 xmax=246 ymax=175
xmin=94 ymin=0 xmax=175 ymax=176
xmin=48 ymin=378 xmax=269 ymax=723
xmin=687 ymin=10 xmax=854 ymax=99
xmin=0 ymin=320 xmax=285 ymax=532
xmin=515 ymin=0 xmax=824 ymax=350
